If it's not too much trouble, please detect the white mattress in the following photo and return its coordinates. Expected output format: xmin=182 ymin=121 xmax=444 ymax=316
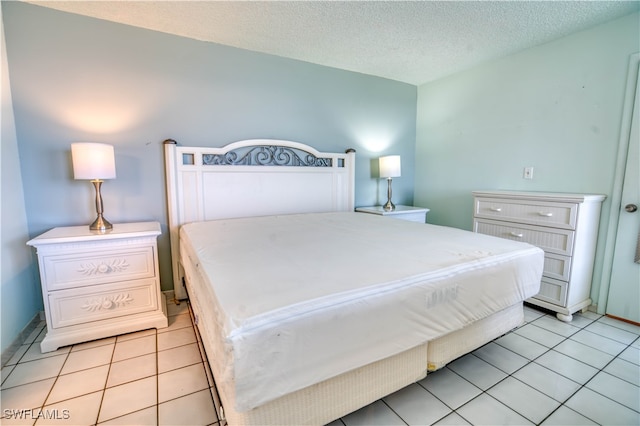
xmin=180 ymin=212 xmax=543 ymax=412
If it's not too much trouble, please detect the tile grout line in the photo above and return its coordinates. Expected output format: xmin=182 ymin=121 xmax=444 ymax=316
xmin=94 ymin=311 xmax=193 ymax=424
xmin=492 ymin=313 xmax=602 ymax=425
xmin=484 ymin=319 xmax=575 ymax=424
xmin=2 ymin=309 xmax=192 ymax=422
xmin=481 ymin=312 xmax=639 ymax=425
xmin=535 ymin=331 xmax=639 ymax=425
xmin=36 ymin=336 xmax=73 ymax=426
xmin=3 ymin=303 xmax=636 ymax=426
xmin=573 ymin=336 xmax=640 ymax=413
xmin=425 ymin=312 xmax=597 ymax=425
xmin=156 ymin=326 xmax=160 ymax=426
xmin=415 ymin=313 xmax=561 ymax=425
xmin=93 ymin=333 xmax=117 ymax=425
xmin=515 ymin=325 xmax=588 ymax=425
xmin=380 ymin=398 xmax=410 ymax=425
xmin=377 ymin=310 xmax=636 ymax=425
xmin=187 ymin=299 xmax=223 ymax=425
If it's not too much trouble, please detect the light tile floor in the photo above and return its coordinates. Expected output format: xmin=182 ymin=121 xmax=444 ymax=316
xmin=1 ymin=301 xmax=218 ymax=426
xmin=1 ymin=303 xmax=638 ymax=425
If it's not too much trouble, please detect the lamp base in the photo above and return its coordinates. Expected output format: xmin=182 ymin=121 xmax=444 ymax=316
xmin=383 ymin=177 xmax=396 ymax=211
xmin=89 ymin=180 xmax=112 ymax=233
xmin=90 ymin=214 xmax=113 ymax=233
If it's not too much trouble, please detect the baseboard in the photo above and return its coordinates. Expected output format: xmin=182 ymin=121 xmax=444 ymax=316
xmin=1 ymin=312 xmax=43 ymax=367
xmin=163 ymin=289 xmax=177 ymax=303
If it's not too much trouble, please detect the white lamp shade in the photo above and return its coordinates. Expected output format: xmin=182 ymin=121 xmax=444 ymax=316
xmin=71 ymin=143 xmax=116 ymax=180
xmin=379 ymin=155 xmax=401 ymax=178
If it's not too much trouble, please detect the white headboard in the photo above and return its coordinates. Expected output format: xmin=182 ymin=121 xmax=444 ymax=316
xmin=164 ymin=139 xmax=356 ymax=298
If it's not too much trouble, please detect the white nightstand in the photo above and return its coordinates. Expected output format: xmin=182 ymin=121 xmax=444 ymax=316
xmin=27 ymin=222 xmax=168 ymax=352
xmin=355 ymin=205 xmax=430 ymax=223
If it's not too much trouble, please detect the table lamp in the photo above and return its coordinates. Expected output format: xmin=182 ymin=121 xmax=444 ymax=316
xmin=71 ymin=143 xmax=116 ymax=232
xmin=379 ymin=155 xmax=401 ymax=211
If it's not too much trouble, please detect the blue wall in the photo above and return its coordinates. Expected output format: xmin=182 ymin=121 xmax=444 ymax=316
xmin=2 ymin=2 xmax=417 ymax=297
xmin=1 ymin=7 xmax=42 ymax=356
xmin=5 ymin=0 xmax=636 ymax=356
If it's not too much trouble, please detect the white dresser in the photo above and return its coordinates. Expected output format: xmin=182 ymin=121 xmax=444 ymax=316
xmin=472 ymin=191 xmax=606 ymax=322
xmin=27 ymin=222 xmax=168 ymax=352
xmin=355 ymin=205 xmax=430 ymax=223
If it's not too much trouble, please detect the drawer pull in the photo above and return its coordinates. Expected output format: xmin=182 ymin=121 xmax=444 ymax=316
xmin=490 ymin=207 xmax=502 ymax=212
xmin=509 ymin=232 xmax=524 ymax=238
xmin=81 ymin=293 xmax=134 ymax=312
xmin=78 ymin=259 xmax=130 ymax=276
xmin=538 ymin=211 xmax=554 ymax=217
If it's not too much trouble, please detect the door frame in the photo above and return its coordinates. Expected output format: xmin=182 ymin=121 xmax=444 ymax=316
xmin=597 ymin=52 xmax=639 ymax=314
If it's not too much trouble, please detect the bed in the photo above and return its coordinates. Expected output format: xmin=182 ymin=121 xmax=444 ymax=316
xmin=164 ymin=139 xmax=544 ymax=425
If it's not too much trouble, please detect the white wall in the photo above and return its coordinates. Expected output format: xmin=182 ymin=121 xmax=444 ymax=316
xmin=414 ymin=12 xmax=640 ymax=307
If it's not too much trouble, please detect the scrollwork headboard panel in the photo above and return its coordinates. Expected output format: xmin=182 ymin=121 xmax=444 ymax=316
xmin=164 ymin=139 xmax=356 ymax=298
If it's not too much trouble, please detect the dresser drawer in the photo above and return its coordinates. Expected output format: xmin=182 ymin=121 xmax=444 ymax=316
xmin=48 ymin=277 xmax=159 ymax=328
xmin=531 ymin=277 xmax=568 ymax=307
xmin=543 ymin=253 xmax=571 ymax=281
xmin=475 ymin=198 xmax=577 ymax=229
xmin=43 ymin=246 xmax=156 ymax=291
xmin=474 ymin=219 xmax=575 ymax=256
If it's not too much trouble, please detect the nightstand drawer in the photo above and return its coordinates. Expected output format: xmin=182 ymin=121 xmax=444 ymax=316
xmin=475 ymin=198 xmax=577 ymax=229
xmin=43 ymin=246 xmax=156 ymax=290
xmin=474 ymin=219 xmax=575 ymax=256
xmin=389 ymin=212 xmax=427 ymax=223
xmin=48 ymin=277 xmax=159 ymax=328
xmin=355 ymin=205 xmax=429 ymax=223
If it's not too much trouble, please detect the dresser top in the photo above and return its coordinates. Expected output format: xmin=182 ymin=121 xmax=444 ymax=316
xmin=473 ymin=190 xmax=606 ymax=203
xmin=27 ymin=221 xmax=161 ymax=246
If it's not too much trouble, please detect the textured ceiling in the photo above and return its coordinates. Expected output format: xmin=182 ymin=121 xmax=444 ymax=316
xmin=27 ymin=1 xmax=640 ymax=85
